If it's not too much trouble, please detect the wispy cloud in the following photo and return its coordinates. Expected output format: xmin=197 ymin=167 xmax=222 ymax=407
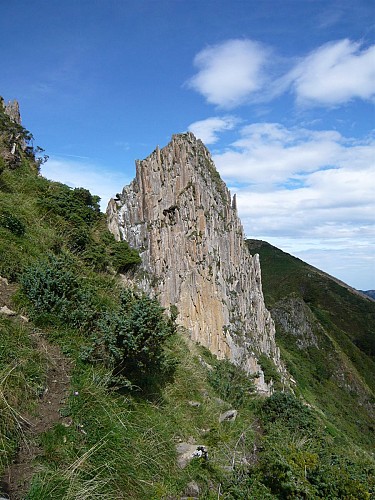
xmin=188 ymin=116 xmax=238 ymax=144
xmin=41 ymin=157 xmax=130 ymax=212
xmin=212 ymin=123 xmax=375 ymax=250
xmin=186 ymin=39 xmax=270 ymax=108
xmin=188 ymin=38 xmax=375 ymax=109
xmin=285 ymin=39 xmax=375 ymax=106
xmin=214 ymin=123 xmax=347 ymax=184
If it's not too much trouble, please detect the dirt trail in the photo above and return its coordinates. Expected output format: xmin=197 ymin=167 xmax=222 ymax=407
xmin=3 ymin=336 xmax=72 ymax=500
xmin=1 ymin=279 xmax=72 ymax=499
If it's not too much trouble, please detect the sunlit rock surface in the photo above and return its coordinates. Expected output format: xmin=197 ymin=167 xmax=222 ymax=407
xmin=107 ymin=133 xmax=283 ymax=392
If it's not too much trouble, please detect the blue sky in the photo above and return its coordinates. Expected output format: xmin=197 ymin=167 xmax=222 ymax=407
xmin=1 ymin=0 xmax=374 ymax=290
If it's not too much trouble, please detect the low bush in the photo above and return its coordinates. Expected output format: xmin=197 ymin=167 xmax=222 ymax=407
xmin=0 ymin=210 xmax=25 ymax=236
xmin=108 ymin=239 xmax=141 ymax=273
xmin=38 ymin=184 xmax=101 ymax=228
xmin=261 ymin=391 xmax=317 ymax=434
xmin=20 ymin=253 xmax=97 ymax=331
xmin=208 ymin=359 xmax=255 ymax=408
xmin=82 ymin=289 xmax=177 ymax=392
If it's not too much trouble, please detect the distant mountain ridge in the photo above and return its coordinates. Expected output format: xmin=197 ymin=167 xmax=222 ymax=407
xmin=361 ymin=289 xmax=375 ymax=300
xmin=247 ymin=238 xmax=375 ymax=450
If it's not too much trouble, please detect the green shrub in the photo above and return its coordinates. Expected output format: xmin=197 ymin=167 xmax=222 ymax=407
xmin=208 ymin=359 xmax=255 ymax=407
xmin=20 ymin=253 xmax=97 ymax=330
xmin=82 ymin=243 xmax=109 ymax=271
xmin=83 ymin=289 xmax=177 ymax=392
xmin=38 ymin=184 xmax=101 ymax=228
xmin=0 ymin=210 xmax=25 ymax=236
xmin=66 ymin=226 xmax=91 ymax=252
xmin=261 ymin=391 xmax=317 ymax=433
xmin=108 ymin=239 xmax=141 ymax=273
xmin=80 ymin=230 xmax=140 ymax=273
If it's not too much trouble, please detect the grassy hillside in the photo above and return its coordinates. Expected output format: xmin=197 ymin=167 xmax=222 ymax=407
xmin=247 ymin=239 xmax=375 ymax=451
xmin=0 ymin=101 xmax=374 ymax=498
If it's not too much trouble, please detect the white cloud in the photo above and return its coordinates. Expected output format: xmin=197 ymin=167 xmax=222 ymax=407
xmin=188 ymin=38 xmax=375 ymax=109
xmin=187 ymin=39 xmax=270 ymax=108
xmin=213 ymin=122 xmax=375 ymax=288
xmin=286 ymin=39 xmax=375 ymax=105
xmin=41 ymin=157 xmax=130 ymax=212
xmin=188 ymin=116 xmax=238 ymax=144
xmin=214 ymin=123 xmax=374 ymax=185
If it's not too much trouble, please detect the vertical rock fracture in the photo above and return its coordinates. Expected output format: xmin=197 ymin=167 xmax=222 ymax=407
xmin=107 ymin=132 xmax=282 ymax=392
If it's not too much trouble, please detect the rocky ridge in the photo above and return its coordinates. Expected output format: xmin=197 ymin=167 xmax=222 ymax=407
xmin=107 ymin=132 xmax=283 ymax=392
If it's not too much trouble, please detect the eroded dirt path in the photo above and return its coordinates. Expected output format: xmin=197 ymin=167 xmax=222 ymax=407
xmin=1 ymin=278 xmax=72 ymax=499
xmin=4 ymin=335 xmax=72 ymax=500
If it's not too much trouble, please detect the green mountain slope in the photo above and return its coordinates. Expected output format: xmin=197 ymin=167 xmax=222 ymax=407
xmin=0 ymin=100 xmax=374 ymax=499
xmin=247 ymin=239 xmax=375 ymax=451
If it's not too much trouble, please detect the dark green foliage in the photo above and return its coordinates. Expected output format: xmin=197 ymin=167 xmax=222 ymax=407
xmin=83 ymin=289 xmax=176 ymax=391
xmin=79 ymin=229 xmax=141 ymax=273
xmin=0 ymin=210 xmax=25 ymax=236
xmin=20 ymin=254 xmax=97 ymax=330
xmin=261 ymin=391 xmax=317 ymax=434
xmin=38 ymin=184 xmax=101 ymax=227
xmin=108 ymin=239 xmax=141 ymax=273
xmin=19 ymin=251 xmax=173 ymax=393
xmin=66 ymin=226 xmax=91 ymax=252
xmin=207 ymin=359 xmax=255 ymax=407
xmin=81 ymin=243 xmax=109 ymax=271
xmin=87 ymin=231 xmax=143 ymax=273
xmin=258 ymin=353 xmax=281 ymax=387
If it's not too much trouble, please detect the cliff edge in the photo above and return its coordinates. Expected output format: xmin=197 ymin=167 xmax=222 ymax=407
xmin=107 ymin=132 xmax=283 ymax=392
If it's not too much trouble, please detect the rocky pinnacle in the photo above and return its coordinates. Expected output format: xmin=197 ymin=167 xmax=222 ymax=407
xmin=107 ymin=132 xmax=283 ymax=393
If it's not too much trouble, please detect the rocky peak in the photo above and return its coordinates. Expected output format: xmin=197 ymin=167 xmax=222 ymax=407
xmin=4 ymin=99 xmax=21 ymax=125
xmin=107 ymin=132 xmax=283 ymax=393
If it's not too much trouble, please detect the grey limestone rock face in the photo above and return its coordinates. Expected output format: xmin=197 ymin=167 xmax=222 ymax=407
xmin=4 ymin=99 xmax=21 ymax=125
xmin=271 ymin=296 xmax=321 ymax=349
xmin=107 ymin=132 xmax=283 ymax=393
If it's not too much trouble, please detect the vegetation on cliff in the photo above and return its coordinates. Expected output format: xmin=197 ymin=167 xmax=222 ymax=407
xmin=247 ymin=239 xmax=375 ymax=451
xmin=0 ymin=101 xmax=374 ymax=498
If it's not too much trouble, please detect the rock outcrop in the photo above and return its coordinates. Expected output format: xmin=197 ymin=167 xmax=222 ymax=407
xmin=4 ymin=99 xmax=21 ymax=125
xmin=0 ymin=98 xmax=26 ymax=168
xmin=107 ymin=132 xmax=282 ymax=392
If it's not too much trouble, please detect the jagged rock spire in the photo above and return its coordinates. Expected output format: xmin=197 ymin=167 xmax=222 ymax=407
xmin=107 ymin=132 xmax=283 ymax=393
xmin=4 ymin=99 xmax=21 ymax=125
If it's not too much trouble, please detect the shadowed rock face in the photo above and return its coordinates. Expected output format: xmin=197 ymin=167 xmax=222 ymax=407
xmin=107 ymin=132 xmax=282 ymax=392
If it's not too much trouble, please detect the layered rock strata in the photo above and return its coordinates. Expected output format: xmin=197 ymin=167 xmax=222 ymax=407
xmin=107 ymin=132 xmax=281 ymax=392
